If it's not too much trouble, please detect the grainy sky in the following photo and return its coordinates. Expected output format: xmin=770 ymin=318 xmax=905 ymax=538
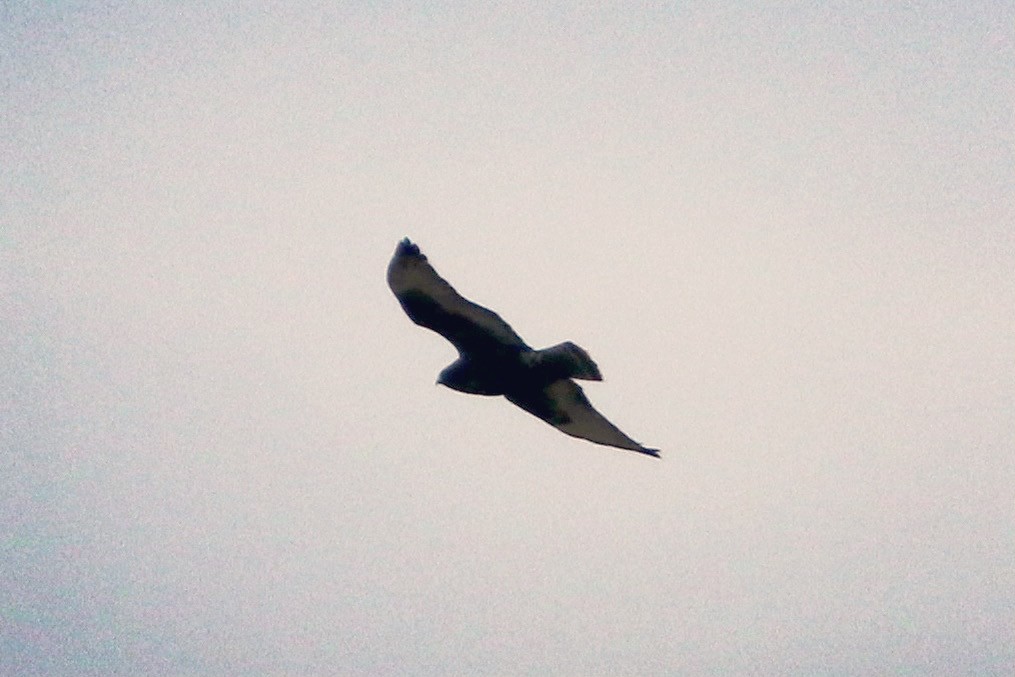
xmin=3 ymin=2 xmax=1014 ymax=675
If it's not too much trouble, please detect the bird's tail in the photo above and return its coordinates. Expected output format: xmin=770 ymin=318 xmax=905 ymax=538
xmin=534 ymin=342 xmax=603 ymax=381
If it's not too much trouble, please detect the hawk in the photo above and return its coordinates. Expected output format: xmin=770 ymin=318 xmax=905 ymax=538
xmin=387 ymin=238 xmax=659 ymax=458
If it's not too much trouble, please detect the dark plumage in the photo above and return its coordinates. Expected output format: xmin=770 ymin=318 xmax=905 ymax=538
xmin=387 ymin=238 xmax=659 ymax=458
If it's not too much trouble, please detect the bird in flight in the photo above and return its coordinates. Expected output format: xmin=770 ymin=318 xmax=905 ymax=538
xmin=387 ymin=238 xmax=659 ymax=458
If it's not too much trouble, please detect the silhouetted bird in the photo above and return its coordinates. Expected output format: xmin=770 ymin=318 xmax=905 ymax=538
xmin=387 ymin=238 xmax=659 ymax=458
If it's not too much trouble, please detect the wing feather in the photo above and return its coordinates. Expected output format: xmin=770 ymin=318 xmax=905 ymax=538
xmin=506 ymin=379 xmax=660 ymax=457
xmin=387 ymin=238 xmax=528 ymax=356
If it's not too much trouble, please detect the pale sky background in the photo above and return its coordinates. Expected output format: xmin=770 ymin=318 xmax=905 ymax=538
xmin=3 ymin=2 xmax=1014 ymax=675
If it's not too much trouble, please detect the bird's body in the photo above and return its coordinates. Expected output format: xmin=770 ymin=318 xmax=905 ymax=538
xmin=387 ymin=238 xmax=659 ymax=458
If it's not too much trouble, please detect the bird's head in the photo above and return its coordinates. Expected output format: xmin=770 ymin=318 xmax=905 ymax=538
xmin=437 ymin=359 xmax=499 ymax=395
xmin=436 ymin=364 xmax=457 ymax=389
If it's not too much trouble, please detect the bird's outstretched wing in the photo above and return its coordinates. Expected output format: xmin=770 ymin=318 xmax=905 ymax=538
xmin=506 ymin=379 xmax=660 ymax=457
xmin=387 ymin=238 xmax=528 ymax=356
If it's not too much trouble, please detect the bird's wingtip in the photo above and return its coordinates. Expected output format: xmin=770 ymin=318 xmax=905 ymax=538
xmin=395 ymin=237 xmax=422 ymax=258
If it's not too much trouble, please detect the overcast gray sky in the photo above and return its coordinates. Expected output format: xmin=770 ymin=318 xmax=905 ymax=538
xmin=3 ymin=2 xmax=1014 ymax=675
